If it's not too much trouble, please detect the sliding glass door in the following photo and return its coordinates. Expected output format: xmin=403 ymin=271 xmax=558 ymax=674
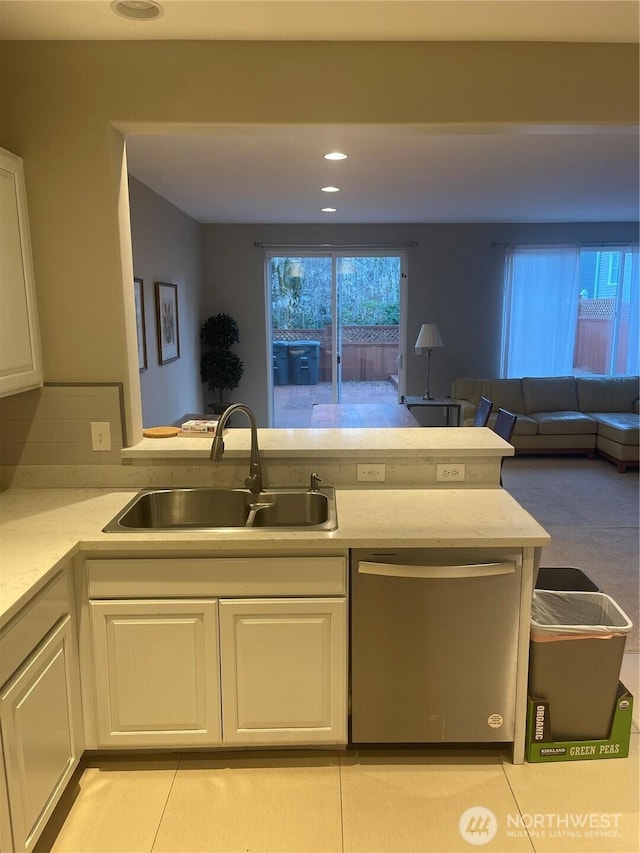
xmin=267 ymin=251 xmax=405 ymax=427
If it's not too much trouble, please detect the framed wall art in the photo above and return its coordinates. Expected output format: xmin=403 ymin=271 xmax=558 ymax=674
xmin=155 ymin=281 xmax=180 ymax=364
xmin=133 ymin=277 xmax=147 ymax=371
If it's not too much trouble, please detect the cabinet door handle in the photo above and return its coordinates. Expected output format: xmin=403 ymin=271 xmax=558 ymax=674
xmin=357 ymin=561 xmax=516 ymax=579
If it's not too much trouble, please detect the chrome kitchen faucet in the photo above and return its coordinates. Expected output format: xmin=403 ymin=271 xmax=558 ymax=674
xmin=210 ymin=403 xmax=264 ymax=494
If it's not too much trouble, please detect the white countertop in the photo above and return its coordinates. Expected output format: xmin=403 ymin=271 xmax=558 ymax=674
xmin=122 ymin=426 xmax=513 ymax=460
xmin=0 ymin=486 xmax=549 ymax=629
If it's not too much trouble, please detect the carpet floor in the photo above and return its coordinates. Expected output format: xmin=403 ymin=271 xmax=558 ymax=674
xmin=502 ymin=455 xmax=639 ymax=652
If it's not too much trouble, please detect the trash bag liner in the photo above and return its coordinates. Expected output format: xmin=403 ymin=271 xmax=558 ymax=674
xmin=531 ymin=590 xmax=632 ymax=642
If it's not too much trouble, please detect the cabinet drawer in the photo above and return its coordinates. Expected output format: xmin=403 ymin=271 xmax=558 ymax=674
xmin=0 ymin=572 xmax=68 ymax=687
xmin=86 ymin=556 xmax=347 ymax=598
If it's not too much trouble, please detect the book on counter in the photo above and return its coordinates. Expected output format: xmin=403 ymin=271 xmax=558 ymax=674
xmin=178 ymin=419 xmax=220 ymax=436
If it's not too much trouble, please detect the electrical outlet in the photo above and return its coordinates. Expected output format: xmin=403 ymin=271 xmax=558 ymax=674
xmin=90 ymin=421 xmax=111 ymax=451
xmin=436 ymin=463 xmax=466 ymax=482
xmin=357 ymin=463 xmax=386 ymax=482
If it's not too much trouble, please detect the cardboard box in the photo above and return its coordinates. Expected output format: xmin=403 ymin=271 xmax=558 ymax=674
xmin=526 ymin=683 xmax=633 ymax=762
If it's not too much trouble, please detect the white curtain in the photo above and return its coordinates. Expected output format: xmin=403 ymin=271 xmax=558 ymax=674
xmin=502 ymin=245 xmax=580 ymax=377
xmin=624 ymin=245 xmax=639 ymax=375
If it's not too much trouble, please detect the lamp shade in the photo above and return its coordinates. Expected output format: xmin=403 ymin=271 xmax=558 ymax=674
xmin=415 ymin=324 xmax=444 ymax=353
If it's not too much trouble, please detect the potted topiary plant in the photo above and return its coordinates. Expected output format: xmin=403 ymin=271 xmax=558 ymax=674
xmin=200 ymin=313 xmax=244 ymax=415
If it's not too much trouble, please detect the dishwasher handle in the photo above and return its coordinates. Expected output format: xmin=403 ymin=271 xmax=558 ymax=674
xmin=357 ymin=560 xmax=516 ymax=579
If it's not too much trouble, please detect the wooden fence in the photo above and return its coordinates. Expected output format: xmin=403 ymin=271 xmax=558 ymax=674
xmin=574 ymin=298 xmax=630 ymax=374
xmin=272 ymin=326 xmax=399 ymax=382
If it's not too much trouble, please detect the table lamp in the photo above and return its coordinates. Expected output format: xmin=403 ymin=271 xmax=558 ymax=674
xmin=415 ymin=323 xmax=444 ymax=400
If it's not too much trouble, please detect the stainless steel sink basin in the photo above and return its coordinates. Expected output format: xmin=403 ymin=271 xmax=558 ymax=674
xmin=103 ymin=487 xmax=337 ymax=532
xmin=104 ymin=488 xmax=252 ymax=530
xmin=250 ymin=491 xmax=330 ymax=528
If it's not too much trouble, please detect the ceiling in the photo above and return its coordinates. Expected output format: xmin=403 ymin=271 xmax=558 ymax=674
xmin=0 ymin=1 xmax=638 ymax=43
xmin=124 ymin=124 xmax=640 ymax=224
xmin=2 ymin=1 xmax=639 ymax=224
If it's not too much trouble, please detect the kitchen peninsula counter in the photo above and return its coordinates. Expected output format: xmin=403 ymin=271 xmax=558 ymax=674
xmin=0 ymin=486 xmax=549 ymax=629
xmin=122 ymin=425 xmax=510 ymax=461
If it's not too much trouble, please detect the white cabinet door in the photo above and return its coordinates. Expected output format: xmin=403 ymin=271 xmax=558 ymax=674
xmin=219 ymin=598 xmax=347 ymax=745
xmin=0 ymin=149 xmax=42 ymax=398
xmin=90 ymin=599 xmax=221 ymax=747
xmin=0 ymin=732 xmax=13 ymax=853
xmin=1 ymin=617 xmax=82 ymax=853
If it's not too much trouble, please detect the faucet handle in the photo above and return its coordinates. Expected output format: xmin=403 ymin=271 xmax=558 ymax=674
xmin=309 ymin=472 xmax=322 ymax=491
xmin=245 ymin=474 xmax=259 ymax=492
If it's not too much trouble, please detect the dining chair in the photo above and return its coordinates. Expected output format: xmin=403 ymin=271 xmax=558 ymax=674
xmin=493 ymin=407 xmax=518 ymax=485
xmin=473 ymin=396 xmax=493 ymax=427
xmin=493 ymin=408 xmax=518 ymax=443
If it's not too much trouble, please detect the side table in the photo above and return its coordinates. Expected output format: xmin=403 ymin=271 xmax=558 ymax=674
xmin=401 ymin=395 xmax=462 ymax=427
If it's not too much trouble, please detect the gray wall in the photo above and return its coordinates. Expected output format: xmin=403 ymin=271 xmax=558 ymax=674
xmin=129 ymin=177 xmax=204 ymax=427
xmin=201 ymin=221 xmax=639 ymax=426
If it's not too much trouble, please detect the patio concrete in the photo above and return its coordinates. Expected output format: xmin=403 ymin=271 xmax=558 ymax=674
xmin=273 ymin=380 xmax=399 ymax=427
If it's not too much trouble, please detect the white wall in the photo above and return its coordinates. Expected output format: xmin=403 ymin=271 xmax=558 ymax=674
xmin=128 ymin=177 xmax=204 ymax=427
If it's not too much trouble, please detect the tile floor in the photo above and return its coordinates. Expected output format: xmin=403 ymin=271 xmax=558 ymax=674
xmin=34 ymin=653 xmax=639 ymax=853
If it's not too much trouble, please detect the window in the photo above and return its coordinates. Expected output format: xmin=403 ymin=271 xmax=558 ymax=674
xmin=502 ymin=244 xmax=639 ymax=378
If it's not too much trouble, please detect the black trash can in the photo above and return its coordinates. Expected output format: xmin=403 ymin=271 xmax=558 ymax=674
xmin=272 ymin=341 xmax=290 ymax=386
xmin=535 ymin=567 xmax=601 ymax=592
xmin=288 ymin=340 xmax=320 ymax=385
xmin=529 ymin=590 xmax=632 ymax=741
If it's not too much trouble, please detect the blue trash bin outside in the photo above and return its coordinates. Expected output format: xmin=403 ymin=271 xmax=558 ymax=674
xmin=288 ymin=340 xmax=321 ymax=385
xmin=272 ymin=341 xmax=290 ymax=386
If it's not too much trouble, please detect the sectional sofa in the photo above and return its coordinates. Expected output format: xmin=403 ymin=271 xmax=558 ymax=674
xmin=452 ymin=376 xmax=640 ymax=472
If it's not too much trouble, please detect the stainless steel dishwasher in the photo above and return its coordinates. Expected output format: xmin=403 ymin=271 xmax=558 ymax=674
xmin=350 ymin=547 xmax=523 ymax=743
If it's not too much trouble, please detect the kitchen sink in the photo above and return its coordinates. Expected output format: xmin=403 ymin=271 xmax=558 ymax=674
xmin=250 ymin=491 xmax=330 ymax=528
xmin=102 ymin=486 xmax=337 ymax=532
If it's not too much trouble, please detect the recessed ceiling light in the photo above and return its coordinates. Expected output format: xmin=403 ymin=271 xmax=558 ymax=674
xmin=324 ymin=152 xmax=348 ymax=161
xmin=321 ymin=186 xmax=340 ymax=193
xmin=110 ymin=1 xmax=164 ymax=20
xmin=321 ymin=208 xmax=337 ymax=213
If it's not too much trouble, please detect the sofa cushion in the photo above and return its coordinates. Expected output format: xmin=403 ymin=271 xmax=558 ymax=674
xmin=522 ymin=377 xmax=578 ymax=413
xmin=530 ymin=411 xmax=597 ymax=435
xmin=452 ymin=378 xmax=481 ymax=404
xmin=490 ymin=380 xmax=527 ymax=414
xmin=576 ymin=376 xmax=640 ymax=413
xmin=492 ymin=413 xmax=539 ymax=435
xmin=514 ymin=433 xmax=597 ymax=451
xmin=587 ymin=412 xmax=640 ymax=446
xmin=452 ymin=378 xmax=525 ymax=414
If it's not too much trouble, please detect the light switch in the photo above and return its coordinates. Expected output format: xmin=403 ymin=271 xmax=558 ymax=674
xmin=90 ymin=421 xmax=111 ymax=451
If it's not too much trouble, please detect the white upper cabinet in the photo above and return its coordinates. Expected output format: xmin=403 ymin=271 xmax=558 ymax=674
xmin=0 ymin=148 xmax=42 ymax=398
